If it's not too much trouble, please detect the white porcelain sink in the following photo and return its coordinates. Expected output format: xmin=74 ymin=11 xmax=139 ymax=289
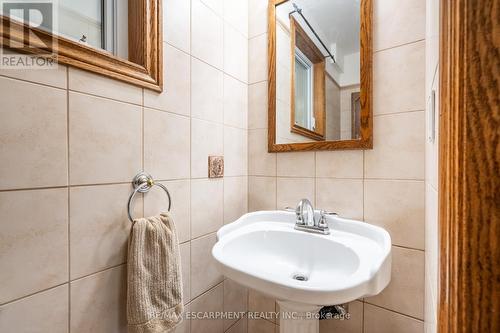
xmin=212 ymin=210 xmax=391 ymax=333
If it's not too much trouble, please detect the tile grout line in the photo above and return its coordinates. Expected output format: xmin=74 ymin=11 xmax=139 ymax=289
xmin=0 ymin=282 xmax=70 ymax=308
xmin=0 ymin=175 xmax=425 ymax=193
xmin=373 ymin=38 xmax=426 ymax=54
xmin=364 ymin=301 xmax=424 ymax=322
xmin=66 ymin=65 xmax=71 ymax=333
xmin=188 ymin=0 xmax=193 ymax=308
xmin=141 ymin=88 xmax=145 ymax=219
xmin=222 ymin=9 xmax=226 ymax=227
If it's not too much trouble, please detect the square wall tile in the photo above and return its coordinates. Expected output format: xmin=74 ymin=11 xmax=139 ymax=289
xmin=164 ymin=0 xmax=190 ymax=52
xmin=0 ymin=189 xmax=68 ymax=304
xmin=144 ymin=109 xmax=190 ymax=180
xmin=248 ymin=0 xmax=268 ymax=38
xmin=277 ymin=152 xmax=315 ymax=177
xmin=173 ymin=303 xmax=191 ymax=333
xmin=374 ymin=0 xmax=425 ymax=51
xmin=227 ymin=317 xmax=247 ymax=333
xmin=70 ymin=266 xmax=127 ymax=333
xmin=316 ymin=179 xmax=363 ymax=220
xmin=223 ymin=0 xmax=248 ymax=37
xmin=69 ymin=93 xmax=141 ymax=185
xmin=224 ymin=23 xmax=249 ymax=83
xmin=68 ymin=68 xmax=142 ymax=105
xmin=191 ymin=58 xmax=224 ymax=123
xmin=144 ymin=43 xmax=190 ymax=116
xmin=200 ymin=0 xmax=223 ymax=16
xmin=248 ymin=318 xmax=276 ymax=333
xmin=248 ymin=176 xmax=276 ymax=212
xmin=364 ymin=304 xmax=424 ymax=333
xmin=190 ymin=234 xmax=224 ymax=299
xmin=191 ymin=119 xmax=224 ymax=178
xmin=364 ymin=180 xmax=425 ymax=250
xmin=224 ymin=279 xmax=248 ymax=330
xmin=248 ymin=129 xmax=276 ymax=176
xmin=248 ymin=81 xmax=268 ymax=130
xmin=319 ymin=301 xmax=363 ymax=333
xmin=191 ymin=179 xmax=223 ymax=238
xmin=179 ymin=242 xmax=191 ymax=304
xmin=249 ymin=34 xmax=268 ymax=84
xmin=277 ymin=177 xmax=315 ymax=210
xmin=374 ymin=41 xmax=425 ymax=116
xmin=0 ymin=64 xmax=67 ymax=89
xmin=224 ymin=126 xmax=248 ymax=177
xmin=192 ymin=0 xmax=223 ymax=69
xmin=224 ymin=74 xmax=248 ymax=129
xmin=224 ymin=176 xmax=248 ymax=224
xmin=69 ymin=184 xmax=141 ymax=279
xmin=315 ymin=151 xmax=364 ymax=179
xmin=0 ymin=77 xmax=67 ymax=190
xmin=0 ymin=285 xmax=68 ymax=333
xmin=366 ymin=246 xmax=425 ymax=319
xmin=190 ymin=284 xmax=224 ymax=333
xmin=364 ymin=112 xmax=425 ymax=180
xmin=144 ymin=180 xmax=191 ymax=243
xmin=248 ymin=290 xmax=277 ymax=323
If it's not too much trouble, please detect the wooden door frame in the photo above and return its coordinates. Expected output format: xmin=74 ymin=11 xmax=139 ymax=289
xmin=438 ymin=0 xmax=499 ymax=332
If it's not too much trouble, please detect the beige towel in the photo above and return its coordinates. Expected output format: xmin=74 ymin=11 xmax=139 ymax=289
xmin=127 ymin=212 xmax=183 ymax=333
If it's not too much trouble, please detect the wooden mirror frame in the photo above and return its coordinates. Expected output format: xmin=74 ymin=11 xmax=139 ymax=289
xmin=0 ymin=0 xmax=162 ymax=91
xmin=268 ymin=0 xmax=372 ymax=152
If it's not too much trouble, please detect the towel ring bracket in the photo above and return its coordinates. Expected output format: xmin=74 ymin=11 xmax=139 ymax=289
xmin=127 ymin=172 xmax=172 ymax=222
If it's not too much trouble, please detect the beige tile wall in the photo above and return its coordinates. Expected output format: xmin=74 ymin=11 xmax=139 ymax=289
xmin=0 ymin=1 xmax=249 ymax=333
xmin=0 ymin=0 xmax=433 ymax=332
xmin=247 ymin=0 xmax=426 ymax=332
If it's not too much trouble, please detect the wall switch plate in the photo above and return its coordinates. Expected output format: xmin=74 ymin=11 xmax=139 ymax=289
xmin=428 ymin=90 xmax=436 ymax=143
xmin=208 ymin=156 xmax=224 ymax=178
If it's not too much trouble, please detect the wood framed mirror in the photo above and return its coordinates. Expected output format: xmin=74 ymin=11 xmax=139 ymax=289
xmin=268 ymin=0 xmax=372 ymax=152
xmin=0 ymin=0 xmax=162 ymax=91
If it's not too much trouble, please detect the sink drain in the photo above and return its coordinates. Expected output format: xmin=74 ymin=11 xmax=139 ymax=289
xmin=292 ymin=273 xmax=308 ymax=281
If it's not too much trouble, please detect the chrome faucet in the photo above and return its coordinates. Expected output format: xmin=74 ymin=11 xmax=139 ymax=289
xmin=295 ymin=198 xmax=315 ymax=226
xmin=292 ymin=199 xmax=333 ymax=235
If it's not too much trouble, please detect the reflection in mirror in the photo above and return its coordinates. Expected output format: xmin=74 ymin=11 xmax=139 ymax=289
xmin=6 ymin=0 xmax=129 ymax=59
xmin=275 ymin=0 xmax=361 ymax=144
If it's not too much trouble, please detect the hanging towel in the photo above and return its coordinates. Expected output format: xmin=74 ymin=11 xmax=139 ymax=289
xmin=127 ymin=212 xmax=183 ymax=333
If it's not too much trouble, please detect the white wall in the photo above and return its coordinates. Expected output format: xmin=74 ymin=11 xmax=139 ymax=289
xmin=424 ymin=0 xmax=440 ymax=332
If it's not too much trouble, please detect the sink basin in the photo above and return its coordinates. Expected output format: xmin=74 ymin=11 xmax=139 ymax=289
xmin=212 ymin=210 xmax=391 ymax=333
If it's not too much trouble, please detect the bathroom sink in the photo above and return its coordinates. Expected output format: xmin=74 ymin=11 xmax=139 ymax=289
xmin=212 ymin=210 xmax=391 ymax=307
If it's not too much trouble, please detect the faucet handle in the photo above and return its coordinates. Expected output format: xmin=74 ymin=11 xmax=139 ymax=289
xmin=318 ymin=210 xmax=336 ymax=228
xmin=283 ymin=207 xmax=304 ymax=224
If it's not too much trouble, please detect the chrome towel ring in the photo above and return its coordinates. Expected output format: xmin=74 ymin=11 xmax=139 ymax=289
xmin=127 ymin=172 xmax=172 ymax=223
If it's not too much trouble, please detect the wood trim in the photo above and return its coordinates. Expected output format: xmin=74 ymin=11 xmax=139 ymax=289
xmin=0 ymin=0 xmax=162 ymax=91
xmin=289 ymin=16 xmax=326 ymax=141
xmin=438 ymin=0 xmax=500 ymax=332
xmin=268 ymin=0 xmax=373 ymax=152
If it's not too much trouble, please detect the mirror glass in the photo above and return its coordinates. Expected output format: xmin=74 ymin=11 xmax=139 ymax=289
xmin=275 ymin=0 xmax=361 ymax=144
xmin=5 ymin=0 xmax=129 ymax=59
